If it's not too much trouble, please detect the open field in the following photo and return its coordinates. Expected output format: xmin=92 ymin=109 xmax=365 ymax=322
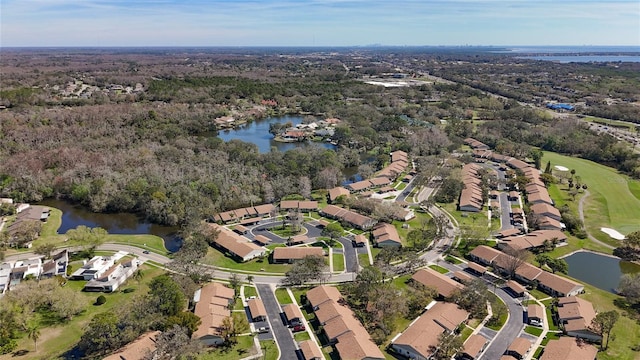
xmin=543 ymin=151 xmax=640 ymax=240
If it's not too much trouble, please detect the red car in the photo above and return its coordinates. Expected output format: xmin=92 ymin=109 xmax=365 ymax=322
xmin=292 ymin=324 xmax=305 ymax=332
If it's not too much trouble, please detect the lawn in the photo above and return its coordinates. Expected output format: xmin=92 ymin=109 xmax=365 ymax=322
xmin=275 ymin=288 xmax=293 ymax=304
xmin=391 ymin=275 xmax=412 ymax=292
xmin=294 ymin=331 xmax=311 ymax=342
xmin=11 ymin=266 xmax=165 ymax=359
xmin=260 ymin=340 xmax=279 ymax=360
xmin=332 ymin=253 xmax=345 ymax=272
xmin=269 ymin=224 xmax=305 ymax=238
xmin=528 ymin=288 xmax=551 ymax=300
xmin=198 ymin=335 xmax=256 ymax=360
xmin=542 ymin=151 xmax=640 ymax=238
xmin=524 ymin=325 xmax=544 ymax=337
xmin=106 ymin=234 xmax=168 ymax=254
xmin=428 ymin=264 xmax=450 ymax=274
xmin=487 ymin=292 xmax=508 ymax=331
xmin=445 ymin=255 xmax=462 ymax=264
xmin=460 ymin=326 xmax=474 ymax=342
xmin=358 ymin=253 xmax=371 ymax=266
xmin=202 ymin=247 xmax=290 ymax=274
xmin=243 ymin=285 xmax=258 ymax=299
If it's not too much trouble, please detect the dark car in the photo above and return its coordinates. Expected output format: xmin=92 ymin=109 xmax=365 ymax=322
xmin=142 ymin=250 xmax=150 ymax=254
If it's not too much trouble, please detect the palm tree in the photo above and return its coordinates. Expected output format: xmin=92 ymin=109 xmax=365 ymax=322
xmin=133 ymin=269 xmax=144 ymax=283
xmin=247 ymin=275 xmax=254 ymax=285
xmin=27 ymin=323 xmax=40 ymax=352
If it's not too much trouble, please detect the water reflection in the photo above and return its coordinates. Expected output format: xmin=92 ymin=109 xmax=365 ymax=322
xmin=38 ymin=199 xmax=182 ymax=252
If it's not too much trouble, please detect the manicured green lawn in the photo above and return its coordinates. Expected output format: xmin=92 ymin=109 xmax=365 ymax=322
xmin=460 ymin=326 xmax=474 ymax=342
xmin=332 ymin=253 xmax=345 ymax=272
xmin=199 ymin=335 xmax=256 ymax=360
xmin=107 ymin=234 xmax=168 ymax=254
xmin=429 ymin=264 xmax=450 ymax=274
xmin=524 ymin=325 xmax=544 ymax=337
xmin=543 ymin=151 xmax=640 ymax=237
xmin=269 ymin=224 xmax=305 ymax=238
xmin=487 ymin=292 xmax=508 ymax=331
xmin=540 ymin=332 xmax=561 ymax=346
xmin=41 ymin=207 xmax=62 ymax=236
xmin=294 ymin=331 xmax=311 ymax=342
xmin=202 ymin=247 xmax=290 ymax=273
xmin=260 ymin=340 xmax=279 ymax=360
xmin=12 ymin=266 xmax=165 ymax=359
xmin=275 ymin=288 xmax=293 ymax=304
xmin=528 ymin=288 xmax=551 ymax=300
xmin=391 ymin=275 xmax=412 ymax=291
xmin=445 ymin=255 xmax=462 ymax=264
xmin=358 ymin=253 xmax=371 ymax=266
xmin=532 ymin=346 xmax=544 ymax=359
xmin=243 ymin=285 xmax=258 ymax=298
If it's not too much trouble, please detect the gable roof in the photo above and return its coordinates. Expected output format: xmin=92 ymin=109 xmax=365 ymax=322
xmin=539 ymin=337 xmax=598 ymax=360
xmin=283 ymin=304 xmax=304 ymax=321
xmin=272 ymin=247 xmax=323 ymax=261
xmin=328 ymin=187 xmax=351 ymax=201
xmin=307 ymin=285 xmax=342 ymax=309
xmin=299 ymin=340 xmax=324 ymax=360
xmin=411 ymin=268 xmax=464 ymax=298
xmin=462 ymin=334 xmax=488 ymax=359
xmin=527 ymin=304 xmax=544 ymax=319
xmin=507 ymin=337 xmax=532 ymax=357
xmin=247 ymin=298 xmax=267 ymax=319
xmin=210 ymin=224 xmax=265 ymax=260
xmin=193 ymin=283 xmax=234 ymax=340
xmin=392 ymin=302 xmax=469 ymax=359
xmin=334 ymin=332 xmax=385 ymax=360
xmin=103 ymin=331 xmax=161 ymax=360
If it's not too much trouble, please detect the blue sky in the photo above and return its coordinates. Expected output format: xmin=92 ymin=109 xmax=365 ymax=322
xmin=1 ymin=0 xmax=639 ymax=47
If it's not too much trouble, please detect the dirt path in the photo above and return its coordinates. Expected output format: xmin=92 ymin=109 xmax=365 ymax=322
xmin=578 ymin=189 xmax=615 ymax=250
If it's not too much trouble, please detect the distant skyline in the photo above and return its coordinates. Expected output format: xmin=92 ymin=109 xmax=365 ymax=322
xmin=1 ymin=0 xmax=639 ymax=47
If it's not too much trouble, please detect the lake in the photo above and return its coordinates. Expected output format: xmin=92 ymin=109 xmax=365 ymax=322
xmin=563 ymin=251 xmax=640 ymax=293
xmin=38 ymin=199 xmax=182 ymax=252
xmin=518 ymin=55 xmax=640 ymax=63
xmin=217 ymin=115 xmax=335 ymax=153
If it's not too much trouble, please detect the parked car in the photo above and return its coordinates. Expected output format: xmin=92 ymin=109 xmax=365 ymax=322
xmin=257 ymin=326 xmax=270 ymax=334
xmin=142 ymin=250 xmax=150 ymax=254
xmin=292 ymin=324 xmax=305 ymax=332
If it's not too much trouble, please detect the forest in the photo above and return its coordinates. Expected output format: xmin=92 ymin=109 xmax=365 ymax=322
xmin=1 ymin=47 xmax=639 ymax=229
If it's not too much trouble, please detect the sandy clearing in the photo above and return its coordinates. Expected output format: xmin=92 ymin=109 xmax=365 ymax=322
xmin=601 ymin=227 xmax=626 ymax=240
xmin=554 ymin=165 xmax=569 ymax=171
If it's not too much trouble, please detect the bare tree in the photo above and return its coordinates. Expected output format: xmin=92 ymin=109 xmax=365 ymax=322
xmin=501 ymin=248 xmax=531 ymax=278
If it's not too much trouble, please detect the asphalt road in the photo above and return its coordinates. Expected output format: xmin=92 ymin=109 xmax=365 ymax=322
xmin=337 ymin=237 xmax=358 ymax=272
xmin=256 ymin=283 xmax=298 ymax=360
xmin=479 ymin=281 xmax=525 ymax=360
xmin=499 ymin=192 xmax=513 ymax=231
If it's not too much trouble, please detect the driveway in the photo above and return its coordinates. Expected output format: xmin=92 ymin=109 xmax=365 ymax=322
xmin=256 ymin=284 xmax=298 ymax=360
xmin=337 ymin=237 xmax=358 ymax=272
xmin=499 ymin=192 xmax=513 ymax=231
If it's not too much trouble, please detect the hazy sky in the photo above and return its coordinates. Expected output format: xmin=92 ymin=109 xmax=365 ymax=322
xmin=2 ymin=0 xmax=639 ymax=47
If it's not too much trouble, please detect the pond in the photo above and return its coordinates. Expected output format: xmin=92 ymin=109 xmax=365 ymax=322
xmin=563 ymin=251 xmax=640 ymax=293
xmin=216 ymin=115 xmax=335 ymax=153
xmin=38 ymin=199 xmax=182 ymax=252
